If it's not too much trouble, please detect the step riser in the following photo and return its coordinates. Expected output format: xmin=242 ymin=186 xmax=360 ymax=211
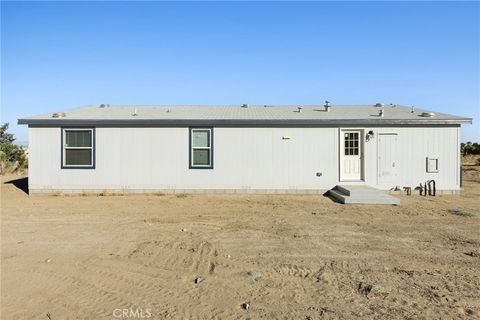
xmin=328 ymin=190 xmax=347 ymax=204
xmin=328 ymin=188 xmax=400 ymax=205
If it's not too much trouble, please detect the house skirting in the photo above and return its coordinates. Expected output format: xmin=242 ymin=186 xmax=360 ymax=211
xmin=29 ymin=187 xmax=460 ymax=195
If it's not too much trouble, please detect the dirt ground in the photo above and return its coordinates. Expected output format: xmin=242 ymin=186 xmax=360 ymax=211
xmin=1 ymin=168 xmax=479 ymax=320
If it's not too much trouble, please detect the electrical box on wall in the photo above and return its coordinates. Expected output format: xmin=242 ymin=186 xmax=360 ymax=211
xmin=426 ymin=157 xmax=439 ymax=173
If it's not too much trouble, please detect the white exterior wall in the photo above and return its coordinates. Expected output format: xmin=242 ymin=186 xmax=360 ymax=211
xmin=28 ymin=125 xmax=460 ymax=193
xmin=364 ymin=126 xmax=460 ymax=190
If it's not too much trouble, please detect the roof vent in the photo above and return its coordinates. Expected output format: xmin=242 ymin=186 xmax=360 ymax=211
xmin=132 ymin=108 xmax=138 ymax=116
xmin=99 ymin=103 xmax=110 ymax=108
xmin=375 ymin=103 xmax=385 ymax=107
xmin=241 ymin=103 xmax=249 ymax=108
xmin=324 ymin=100 xmax=331 ymax=112
xmin=52 ymin=112 xmax=66 ymax=118
xmin=411 ymin=106 xmax=415 ymax=113
xmin=297 ymin=106 xmax=303 ymax=113
xmin=379 ymin=109 xmax=385 ymax=117
xmin=420 ymin=112 xmax=435 ymax=117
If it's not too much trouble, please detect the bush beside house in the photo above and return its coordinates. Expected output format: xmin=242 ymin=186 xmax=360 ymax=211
xmin=0 ymin=123 xmax=27 ymax=174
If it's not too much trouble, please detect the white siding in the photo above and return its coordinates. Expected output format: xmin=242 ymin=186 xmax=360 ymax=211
xmin=28 ymin=125 xmax=460 ymax=193
xmin=363 ymin=126 xmax=460 ymax=190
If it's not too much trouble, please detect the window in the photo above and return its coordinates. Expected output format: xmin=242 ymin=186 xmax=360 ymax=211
xmin=62 ymin=128 xmax=94 ymax=168
xmin=190 ymin=128 xmax=213 ymax=169
xmin=344 ymin=132 xmax=359 ymax=156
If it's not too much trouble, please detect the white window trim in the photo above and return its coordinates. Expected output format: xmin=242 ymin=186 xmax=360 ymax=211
xmin=344 ymin=131 xmax=360 ymax=156
xmin=190 ymin=128 xmax=213 ymax=168
xmin=62 ymin=128 xmax=94 ymax=168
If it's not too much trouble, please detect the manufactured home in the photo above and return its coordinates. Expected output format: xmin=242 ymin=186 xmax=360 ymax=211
xmin=19 ymin=103 xmax=471 ymax=196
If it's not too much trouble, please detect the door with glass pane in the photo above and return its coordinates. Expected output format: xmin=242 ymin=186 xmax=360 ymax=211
xmin=340 ymin=130 xmax=363 ymax=181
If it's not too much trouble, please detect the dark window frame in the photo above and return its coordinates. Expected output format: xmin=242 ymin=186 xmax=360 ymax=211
xmin=189 ymin=127 xmax=214 ymax=169
xmin=61 ymin=127 xmax=96 ymax=169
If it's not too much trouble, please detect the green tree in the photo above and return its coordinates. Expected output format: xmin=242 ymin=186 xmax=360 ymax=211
xmin=472 ymin=142 xmax=480 ymax=154
xmin=0 ymin=123 xmax=15 ymax=144
xmin=461 ymin=141 xmax=480 ymax=157
xmin=462 ymin=141 xmax=473 ymax=156
xmin=0 ymin=123 xmax=27 ymax=173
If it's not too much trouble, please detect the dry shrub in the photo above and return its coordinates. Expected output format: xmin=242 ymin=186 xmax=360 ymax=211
xmin=175 ymin=193 xmax=188 ymax=198
xmin=449 ymin=209 xmax=478 ymax=217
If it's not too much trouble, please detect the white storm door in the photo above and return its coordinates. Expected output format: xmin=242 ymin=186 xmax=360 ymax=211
xmin=378 ymin=134 xmax=398 ymax=184
xmin=340 ymin=130 xmax=363 ymax=181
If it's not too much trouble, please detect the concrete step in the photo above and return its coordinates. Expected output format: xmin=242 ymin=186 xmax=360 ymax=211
xmin=328 ymin=186 xmax=400 ymax=205
xmin=328 ymin=189 xmax=348 ymax=204
xmin=335 ymin=185 xmax=385 ymax=196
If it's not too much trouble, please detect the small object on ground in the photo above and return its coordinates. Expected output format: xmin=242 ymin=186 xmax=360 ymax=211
xmin=181 ymin=228 xmax=188 ymax=232
xmin=17 ymin=241 xmax=24 ymax=244
xmin=209 ymin=262 xmax=216 ymax=274
xmin=241 ymin=303 xmax=249 ymax=311
xmin=394 ymin=268 xmax=414 ymax=276
xmin=403 ymin=187 xmax=411 ymax=195
xmin=449 ymin=209 xmax=478 ymax=217
xmin=465 ymin=308 xmax=475 ymax=316
xmin=46 ymin=312 xmax=52 ymax=319
xmin=226 ymin=254 xmax=231 ymax=259
xmin=464 ymin=251 xmax=479 ymax=258
xmin=194 ymin=276 xmax=202 ymax=284
xmin=44 ymin=258 xmax=52 ymax=263
xmin=247 ymin=271 xmax=262 ymax=281
xmin=357 ymin=282 xmax=373 ymax=296
xmin=319 ymin=307 xmax=334 ymax=315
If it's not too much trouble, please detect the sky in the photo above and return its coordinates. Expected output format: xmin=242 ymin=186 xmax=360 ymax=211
xmin=1 ymin=1 xmax=479 ymax=144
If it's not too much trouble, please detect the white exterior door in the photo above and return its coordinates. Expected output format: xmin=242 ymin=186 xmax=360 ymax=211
xmin=378 ymin=134 xmax=398 ymax=184
xmin=340 ymin=130 xmax=363 ymax=181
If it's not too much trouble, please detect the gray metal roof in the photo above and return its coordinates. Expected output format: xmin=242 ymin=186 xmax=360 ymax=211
xmin=18 ymin=104 xmax=472 ymax=126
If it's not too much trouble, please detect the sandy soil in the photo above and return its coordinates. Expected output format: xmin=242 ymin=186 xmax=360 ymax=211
xmin=1 ymin=169 xmax=479 ymax=320
xmin=461 ymin=154 xmax=480 ymax=166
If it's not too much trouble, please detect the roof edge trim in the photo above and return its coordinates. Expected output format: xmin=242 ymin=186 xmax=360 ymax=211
xmin=18 ymin=118 xmax=472 ymax=126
